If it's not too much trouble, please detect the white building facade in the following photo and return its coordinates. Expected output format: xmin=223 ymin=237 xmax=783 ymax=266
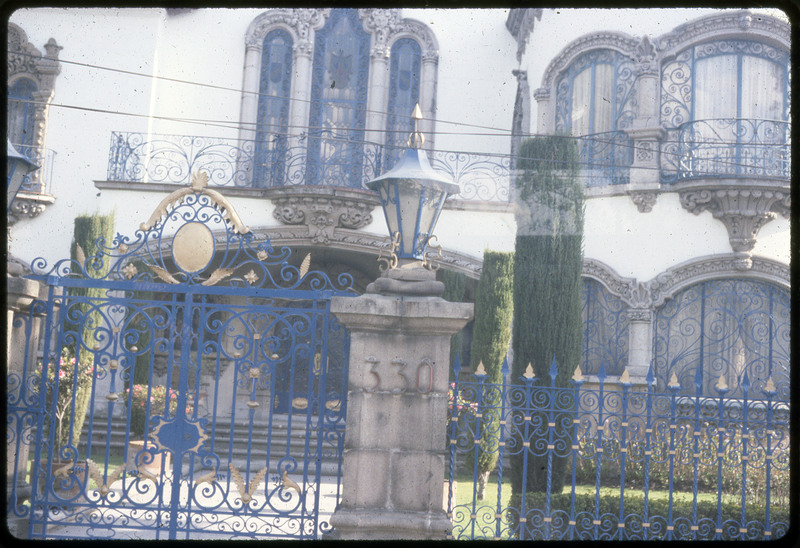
xmin=8 ymin=7 xmax=790 ymax=397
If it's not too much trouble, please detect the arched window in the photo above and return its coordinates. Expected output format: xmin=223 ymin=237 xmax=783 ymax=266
xmin=254 ymin=29 xmax=293 ymax=187
xmin=242 ymin=9 xmax=438 ymax=190
xmin=581 ymin=278 xmax=629 ymax=376
xmin=652 ymin=279 xmax=790 ymax=398
xmin=555 ymin=49 xmax=635 ymax=185
xmin=7 ymin=77 xmax=37 ymax=147
xmin=660 ymin=39 xmax=790 ymax=180
xmin=307 ymin=8 xmax=371 ymax=188
xmin=384 ymin=38 xmax=422 ymax=165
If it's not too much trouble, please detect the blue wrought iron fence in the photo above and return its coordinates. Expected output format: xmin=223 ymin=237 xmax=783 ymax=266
xmin=662 ymin=119 xmax=791 ymax=182
xmin=106 ymin=131 xmax=511 ymax=202
xmin=447 ymin=357 xmax=790 ymax=540
xmin=11 ymin=143 xmax=56 ymax=195
xmin=7 ymin=178 xmax=356 ymax=540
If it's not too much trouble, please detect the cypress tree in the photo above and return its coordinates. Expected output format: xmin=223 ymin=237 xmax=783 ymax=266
xmin=468 ymin=250 xmax=514 ymax=499
xmin=441 ymin=268 xmax=467 ymax=372
xmin=511 ymin=136 xmax=584 ymax=496
xmin=67 ymin=211 xmax=116 ymax=449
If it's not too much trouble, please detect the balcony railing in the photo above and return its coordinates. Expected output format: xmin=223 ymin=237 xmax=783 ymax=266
xmin=12 ymin=144 xmax=56 ymax=195
xmin=667 ymin=118 xmax=790 ymax=182
xmin=578 ymin=130 xmax=633 ymax=187
xmin=107 ymin=131 xmax=511 ymax=203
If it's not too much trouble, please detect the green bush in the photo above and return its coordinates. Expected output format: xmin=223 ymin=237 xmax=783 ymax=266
xmin=572 ymin=428 xmax=791 ymax=507
xmin=505 ymin=490 xmax=790 ymax=540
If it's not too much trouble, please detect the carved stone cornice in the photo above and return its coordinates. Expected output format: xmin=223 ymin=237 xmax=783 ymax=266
xmin=267 ymin=187 xmax=379 ymax=245
xmin=677 ymin=180 xmax=790 ymax=253
xmin=391 ymin=16 xmax=440 ymax=63
xmin=533 ymin=87 xmax=550 ymax=102
xmin=7 ymin=193 xmax=55 ymax=226
xmin=628 ymin=191 xmax=658 ymax=213
xmin=252 ymin=225 xmax=482 ymax=282
xmin=245 ymin=8 xmax=328 ymax=55
xmin=582 ymin=258 xmax=640 ymax=307
xmin=505 ymin=8 xmax=542 ymax=62
xmin=645 ymin=254 xmax=790 ymax=307
xmin=657 ymin=10 xmax=790 ymax=55
xmin=359 ymin=9 xmax=401 ymax=58
xmin=633 ymin=35 xmax=659 ymax=76
xmin=540 ymin=31 xmax=639 ymax=91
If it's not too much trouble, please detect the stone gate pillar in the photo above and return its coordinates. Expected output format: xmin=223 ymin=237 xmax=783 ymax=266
xmin=329 ymin=268 xmax=473 ymax=539
xmin=6 ymin=263 xmax=43 ymax=537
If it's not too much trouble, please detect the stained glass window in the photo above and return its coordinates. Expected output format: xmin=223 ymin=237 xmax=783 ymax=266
xmin=307 ymin=8 xmax=371 ymax=188
xmin=254 ymin=30 xmax=292 ymax=187
xmin=385 ymin=38 xmax=422 ymax=167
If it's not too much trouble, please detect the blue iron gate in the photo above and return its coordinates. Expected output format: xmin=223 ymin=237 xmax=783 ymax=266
xmin=7 ymin=174 xmax=356 ymax=539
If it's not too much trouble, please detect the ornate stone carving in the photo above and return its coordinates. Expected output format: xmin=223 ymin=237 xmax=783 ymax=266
xmin=646 ymin=254 xmax=790 ymax=307
xmin=625 ymin=308 xmax=652 ymax=322
xmin=359 ymin=9 xmax=401 ymax=58
xmin=8 ymin=24 xmax=61 ymax=202
xmin=269 ymin=188 xmax=378 ymax=245
xmin=628 ymin=191 xmax=657 ymax=213
xmin=245 ymin=8 xmax=328 ymax=55
xmin=634 ymin=140 xmax=654 ymax=162
xmin=505 ymin=8 xmax=542 ymax=62
xmin=7 ymin=194 xmax=53 ymax=225
xmin=540 ymin=31 xmax=639 ymax=91
xmin=633 ymin=35 xmax=658 ymax=76
xmin=392 ymin=16 xmax=440 ymax=63
xmin=657 ymin=10 xmax=789 ymax=53
xmin=533 ymin=87 xmax=550 ymax=101
xmin=582 ymin=258 xmax=639 ymax=307
xmin=678 ymin=185 xmax=790 ymax=252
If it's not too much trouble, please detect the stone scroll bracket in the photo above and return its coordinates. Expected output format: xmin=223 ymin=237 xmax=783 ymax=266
xmin=267 ymin=187 xmax=379 ymax=246
xmin=677 ymin=181 xmax=790 ymax=254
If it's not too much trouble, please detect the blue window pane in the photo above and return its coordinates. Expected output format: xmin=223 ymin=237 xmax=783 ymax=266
xmin=254 ymin=30 xmax=292 ymax=187
xmin=581 ymin=279 xmax=629 ymax=376
xmin=8 ymin=78 xmax=38 ymax=146
xmin=385 ymin=38 xmax=421 ymax=167
xmin=555 ymin=49 xmax=635 ymax=186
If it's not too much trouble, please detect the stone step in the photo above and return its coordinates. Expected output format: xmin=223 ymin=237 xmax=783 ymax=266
xmin=81 ymin=415 xmax=344 ymax=477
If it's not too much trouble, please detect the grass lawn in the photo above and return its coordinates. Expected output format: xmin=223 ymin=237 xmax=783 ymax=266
xmin=450 ymin=473 xmax=743 ymax=540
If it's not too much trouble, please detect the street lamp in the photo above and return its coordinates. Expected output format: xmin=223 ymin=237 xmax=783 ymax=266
xmin=7 ymin=140 xmax=39 ymax=213
xmin=365 ymin=105 xmax=460 ymax=295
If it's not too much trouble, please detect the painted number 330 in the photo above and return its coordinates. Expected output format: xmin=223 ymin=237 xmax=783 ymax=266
xmin=364 ymin=356 xmax=435 ymax=394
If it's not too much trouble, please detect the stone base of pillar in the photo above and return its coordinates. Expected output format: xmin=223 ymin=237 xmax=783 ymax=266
xmin=330 ymin=289 xmax=473 ymax=541
xmin=329 ymin=507 xmax=451 ymax=540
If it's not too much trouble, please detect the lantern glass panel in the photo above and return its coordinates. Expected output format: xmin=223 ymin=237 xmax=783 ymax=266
xmin=396 ymin=180 xmax=424 ymax=258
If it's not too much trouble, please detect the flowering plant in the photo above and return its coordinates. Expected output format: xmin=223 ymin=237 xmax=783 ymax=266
xmin=447 ymin=382 xmax=478 ymax=429
xmin=126 ymin=384 xmax=179 ymax=438
xmin=44 ymin=348 xmax=95 ymax=452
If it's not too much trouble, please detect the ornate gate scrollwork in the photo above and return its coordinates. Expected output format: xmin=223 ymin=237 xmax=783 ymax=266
xmin=14 ymin=172 xmax=356 ymax=539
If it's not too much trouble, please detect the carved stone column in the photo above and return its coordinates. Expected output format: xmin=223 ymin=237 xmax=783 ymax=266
xmin=238 ymin=43 xmax=262 ymax=142
xmin=625 ymin=307 xmax=653 ymax=383
xmin=329 ymin=282 xmax=473 ymax=539
xmin=626 ymin=36 xmax=663 ymax=210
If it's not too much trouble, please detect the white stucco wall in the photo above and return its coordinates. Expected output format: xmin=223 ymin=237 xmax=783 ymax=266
xmin=8 ymin=7 xmax=790 ymax=282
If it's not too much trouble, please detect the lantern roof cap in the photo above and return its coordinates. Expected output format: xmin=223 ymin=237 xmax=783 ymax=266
xmin=366 ymin=148 xmax=460 ymax=196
